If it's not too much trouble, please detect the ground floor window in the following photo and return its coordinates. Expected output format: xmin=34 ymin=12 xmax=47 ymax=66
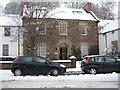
xmin=3 ymin=44 xmax=9 ymax=56
xmin=81 ymin=44 xmax=88 ymax=56
xmin=38 ymin=44 xmax=46 ymax=57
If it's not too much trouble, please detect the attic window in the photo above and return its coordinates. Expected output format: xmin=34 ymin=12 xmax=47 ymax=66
xmin=72 ymin=11 xmax=82 ymax=14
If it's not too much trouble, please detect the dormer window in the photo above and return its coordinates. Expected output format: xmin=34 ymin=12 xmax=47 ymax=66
xmin=72 ymin=11 xmax=82 ymax=14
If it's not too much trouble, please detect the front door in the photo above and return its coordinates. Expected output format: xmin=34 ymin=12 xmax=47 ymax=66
xmin=59 ymin=43 xmax=68 ymax=60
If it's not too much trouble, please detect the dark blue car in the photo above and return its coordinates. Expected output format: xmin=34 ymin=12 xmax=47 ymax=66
xmin=11 ymin=56 xmax=66 ymax=76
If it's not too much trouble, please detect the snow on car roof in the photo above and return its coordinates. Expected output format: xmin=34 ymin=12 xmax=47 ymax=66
xmin=84 ymin=55 xmax=108 ymax=58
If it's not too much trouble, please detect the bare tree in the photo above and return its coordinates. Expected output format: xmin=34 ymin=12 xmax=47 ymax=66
xmin=92 ymin=0 xmax=116 ymax=20
xmin=3 ymin=2 xmax=21 ymax=15
xmin=62 ymin=0 xmax=87 ymax=9
xmin=0 ymin=5 xmax=4 ymax=13
xmin=22 ymin=1 xmax=60 ymax=55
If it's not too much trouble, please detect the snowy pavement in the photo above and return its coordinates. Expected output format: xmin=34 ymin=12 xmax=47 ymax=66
xmin=0 ymin=69 xmax=119 ymax=88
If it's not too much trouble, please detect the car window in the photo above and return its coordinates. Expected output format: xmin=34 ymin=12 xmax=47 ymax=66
xmin=21 ymin=56 xmax=32 ymax=62
xmin=33 ymin=57 xmax=46 ymax=63
xmin=105 ymin=56 xmax=115 ymax=62
xmin=90 ymin=57 xmax=95 ymax=61
xmin=95 ymin=56 xmax=105 ymax=62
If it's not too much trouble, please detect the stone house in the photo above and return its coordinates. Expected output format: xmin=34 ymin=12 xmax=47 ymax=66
xmin=23 ymin=3 xmax=99 ymax=60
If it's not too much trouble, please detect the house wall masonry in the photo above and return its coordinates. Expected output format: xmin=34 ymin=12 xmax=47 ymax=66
xmin=23 ymin=18 xmax=99 ymax=60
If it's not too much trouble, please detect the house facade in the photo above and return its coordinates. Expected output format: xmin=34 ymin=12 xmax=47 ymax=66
xmin=23 ymin=6 xmax=99 ymax=60
xmin=0 ymin=15 xmax=22 ymax=56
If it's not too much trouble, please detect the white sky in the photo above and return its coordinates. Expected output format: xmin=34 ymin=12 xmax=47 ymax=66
xmin=0 ymin=0 xmax=10 ymax=7
xmin=0 ymin=0 xmax=119 ymax=6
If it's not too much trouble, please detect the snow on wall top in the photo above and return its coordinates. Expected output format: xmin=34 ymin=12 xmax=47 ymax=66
xmin=47 ymin=8 xmax=99 ymax=21
xmin=0 ymin=15 xmax=22 ymax=26
xmin=99 ymin=20 xmax=118 ymax=33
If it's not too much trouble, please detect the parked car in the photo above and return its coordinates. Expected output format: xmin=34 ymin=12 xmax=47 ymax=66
xmin=81 ymin=55 xmax=120 ymax=74
xmin=11 ymin=56 xmax=66 ymax=76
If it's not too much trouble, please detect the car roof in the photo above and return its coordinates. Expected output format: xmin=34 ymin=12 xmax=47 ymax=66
xmin=84 ymin=55 xmax=109 ymax=58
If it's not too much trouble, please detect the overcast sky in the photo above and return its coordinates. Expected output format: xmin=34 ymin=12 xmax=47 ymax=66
xmin=0 ymin=0 xmax=120 ymax=6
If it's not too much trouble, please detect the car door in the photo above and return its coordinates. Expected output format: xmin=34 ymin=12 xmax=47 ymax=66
xmin=104 ymin=56 xmax=116 ymax=72
xmin=94 ymin=56 xmax=107 ymax=73
xmin=20 ymin=56 xmax=34 ymax=74
xmin=32 ymin=56 xmax=51 ymax=75
xmin=115 ymin=59 xmax=120 ymax=72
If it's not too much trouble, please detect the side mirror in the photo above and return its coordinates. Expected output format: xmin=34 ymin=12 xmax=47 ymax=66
xmin=45 ymin=60 xmax=50 ymax=64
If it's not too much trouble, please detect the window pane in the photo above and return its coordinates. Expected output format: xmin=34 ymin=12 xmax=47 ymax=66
xmin=21 ymin=57 xmax=32 ymax=62
xmin=105 ymin=56 xmax=115 ymax=62
xmin=4 ymin=27 xmax=11 ymax=36
xmin=80 ymin=24 xmax=87 ymax=35
xmin=60 ymin=24 xmax=67 ymax=35
xmin=34 ymin=57 xmax=46 ymax=63
xmin=81 ymin=44 xmax=88 ymax=56
xmin=95 ymin=57 xmax=105 ymax=62
xmin=38 ymin=44 xmax=46 ymax=57
xmin=36 ymin=23 xmax=46 ymax=35
xmin=3 ymin=44 xmax=9 ymax=56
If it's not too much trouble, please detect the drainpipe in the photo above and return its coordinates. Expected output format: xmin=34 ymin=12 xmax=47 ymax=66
xmin=104 ymin=33 xmax=108 ymax=55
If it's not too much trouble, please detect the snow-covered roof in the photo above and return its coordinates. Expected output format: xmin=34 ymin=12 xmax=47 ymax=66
xmin=47 ymin=8 xmax=99 ymax=21
xmin=99 ymin=20 xmax=118 ymax=33
xmin=0 ymin=15 xmax=22 ymax=26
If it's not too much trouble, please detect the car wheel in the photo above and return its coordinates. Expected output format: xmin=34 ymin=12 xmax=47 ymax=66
xmin=14 ymin=69 xmax=22 ymax=76
xmin=51 ymin=68 xmax=59 ymax=76
xmin=89 ymin=68 xmax=97 ymax=75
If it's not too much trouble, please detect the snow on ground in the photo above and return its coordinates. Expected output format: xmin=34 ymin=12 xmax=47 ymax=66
xmin=0 ymin=61 xmax=119 ymax=88
xmin=0 ymin=69 xmax=119 ymax=88
xmin=0 ymin=69 xmax=118 ymax=82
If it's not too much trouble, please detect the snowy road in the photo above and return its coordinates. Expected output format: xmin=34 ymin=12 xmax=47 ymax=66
xmin=0 ymin=70 xmax=119 ymax=88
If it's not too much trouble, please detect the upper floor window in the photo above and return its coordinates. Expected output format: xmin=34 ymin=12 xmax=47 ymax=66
xmin=80 ymin=24 xmax=87 ymax=35
xmin=36 ymin=23 xmax=46 ymax=35
xmin=59 ymin=23 xmax=67 ymax=35
xmin=38 ymin=44 xmax=46 ymax=58
xmin=81 ymin=44 xmax=88 ymax=56
xmin=4 ymin=27 xmax=11 ymax=36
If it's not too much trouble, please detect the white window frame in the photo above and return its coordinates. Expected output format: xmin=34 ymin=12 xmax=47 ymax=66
xmin=81 ymin=44 xmax=88 ymax=56
xmin=80 ymin=24 xmax=87 ymax=35
xmin=59 ymin=23 xmax=67 ymax=35
xmin=38 ymin=44 xmax=46 ymax=57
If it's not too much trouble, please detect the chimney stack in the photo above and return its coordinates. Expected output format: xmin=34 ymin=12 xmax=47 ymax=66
xmin=82 ymin=2 xmax=92 ymax=12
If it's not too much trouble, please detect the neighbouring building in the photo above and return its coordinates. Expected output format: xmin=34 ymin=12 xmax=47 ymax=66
xmin=23 ymin=3 xmax=99 ymax=60
xmin=0 ymin=15 xmax=22 ymax=56
xmin=118 ymin=1 xmax=120 ymax=51
xmin=99 ymin=19 xmax=119 ymax=55
xmin=99 ymin=2 xmax=120 ymax=56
